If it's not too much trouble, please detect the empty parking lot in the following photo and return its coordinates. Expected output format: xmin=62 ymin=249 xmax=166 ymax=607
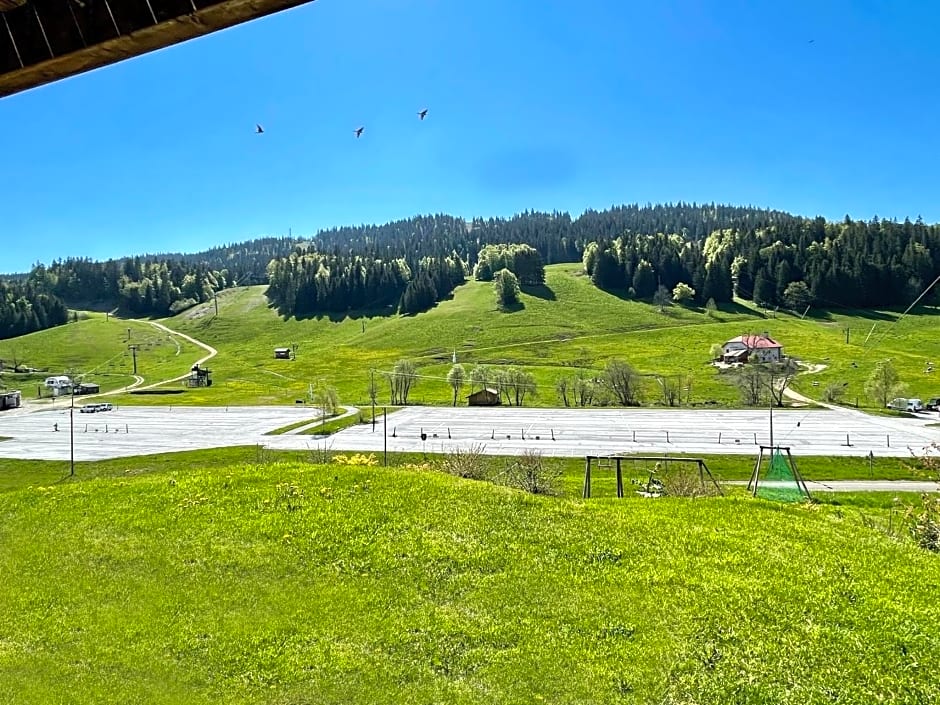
xmin=2 ymin=404 xmax=938 ymax=462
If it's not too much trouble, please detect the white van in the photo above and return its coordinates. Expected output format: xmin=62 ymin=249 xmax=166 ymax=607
xmin=887 ymin=398 xmax=923 ymax=412
xmin=44 ymin=375 xmax=71 ymax=388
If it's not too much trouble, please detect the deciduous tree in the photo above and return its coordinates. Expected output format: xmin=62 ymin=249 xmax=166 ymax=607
xmin=865 ymin=359 xmax=905 ymax=408
xmin=446 ymin=364 xmax=465 ymax=406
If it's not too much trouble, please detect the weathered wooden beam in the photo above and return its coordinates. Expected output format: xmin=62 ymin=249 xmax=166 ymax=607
xmin=0 ymin=0 xmax=315 ymax=98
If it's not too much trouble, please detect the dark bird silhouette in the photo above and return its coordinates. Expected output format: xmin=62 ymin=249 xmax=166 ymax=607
xmin=354 ymin=126 xmax=364 ymax=138
xmin=808 ymin=39 xmax=815 ymax=44
xmin=255 ymin=124 xmax=264 ymax=134
xmin=418 ymin=109 xmax=428 ymax=120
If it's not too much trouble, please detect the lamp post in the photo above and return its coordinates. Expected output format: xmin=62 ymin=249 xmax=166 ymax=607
xmin=769 ymin=393 xmax=774 ymax=449
xmin=69 ymin=390 xmax=75 ymax=477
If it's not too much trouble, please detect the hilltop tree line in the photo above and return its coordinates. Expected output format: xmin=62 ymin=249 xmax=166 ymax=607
xmin=8 ymin=203 xmax=940 ymax=339
xmin=0 ymin=280 xmax=69 ymax=341
xmin=265 ymin=250 xmax=467 ymax=316
xmin=583 ymin=215 xmax=940 ymax=309
xmin=25 ymin=258 xmax=231 ymax=316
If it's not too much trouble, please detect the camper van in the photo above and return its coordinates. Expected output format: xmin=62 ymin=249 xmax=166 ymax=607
xmin=887 ymin=398 xmax=923 ymax=413
xmin=44 ymin=375 xmax=71 ymax=389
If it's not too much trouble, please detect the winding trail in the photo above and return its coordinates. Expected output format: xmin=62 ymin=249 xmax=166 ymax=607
xmin=781 ymin=362 xmax=843 ymax=410
xmin=86 ymin=322 xmax=217 ymax=399
xmin=132 ymin=321 xmax=218 ymax=391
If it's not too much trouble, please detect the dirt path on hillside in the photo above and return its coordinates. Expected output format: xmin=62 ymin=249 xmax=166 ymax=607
xmin=781 ymin=362 xmax=846 ymax=410
xmin=84 ymin=322 xmax=216 ymax=399
xmin=129 ymin=321 xmax=218 ymax=392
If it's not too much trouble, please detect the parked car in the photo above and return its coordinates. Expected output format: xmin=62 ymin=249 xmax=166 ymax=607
xmin=96 ymin=403 xmax=114 ymax=412
xmin=79 ymin=404 xmax=98 ymax=413
xmin=926 ymin=397 xmax=940 ymax=412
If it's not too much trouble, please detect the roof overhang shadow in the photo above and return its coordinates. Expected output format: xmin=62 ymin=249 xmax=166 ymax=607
xmin=0 ymin=0 xmax=315 ymax=98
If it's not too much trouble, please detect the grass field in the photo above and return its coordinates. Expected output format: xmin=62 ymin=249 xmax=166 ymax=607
xmin=151 ymin=265 xmax=940 ymax=410
xmin=0 ymin=452 xmax=938 ymax=704
xmin=0 ymin=446 xmax=933 ymax=497
xmin=4 ymin=265 xmax=940 ymax=411
xmin=0 ymin=315 xmax=200 ymax=397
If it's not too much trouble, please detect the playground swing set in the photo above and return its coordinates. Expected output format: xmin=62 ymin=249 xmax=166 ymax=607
xmin=582 ymin=447 xmax=812 ymax=503
xmin=582 ymin=455 xmax=723 ymax=498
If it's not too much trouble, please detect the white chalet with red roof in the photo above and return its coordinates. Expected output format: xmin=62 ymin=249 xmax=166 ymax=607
xmin=722 ymin=334 xmax=783 ymax=364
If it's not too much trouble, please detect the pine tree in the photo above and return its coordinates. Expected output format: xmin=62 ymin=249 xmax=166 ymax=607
xmin=632 ymin=260 xmax=656 ymax=298
xmin=753 ymin=270 xmax=774 ymax=307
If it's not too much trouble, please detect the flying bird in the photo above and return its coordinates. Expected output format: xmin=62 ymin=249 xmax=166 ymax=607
xmin=418 ymin=108 xmax=428 ymax=120
xmin=808 ymin=39 xmax=815 ymax=44
xmin=354 ymin=126 xmax=364 ymax=138
xmin=255 ymin=124 xmax=264 ymax=134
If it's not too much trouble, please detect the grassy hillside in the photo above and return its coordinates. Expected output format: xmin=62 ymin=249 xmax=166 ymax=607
xmin=158 ymin=264 xmax=940 ymax=409
xmin=0 ymin=458 xmax=937 ymax=704
xmin=4 ymin=265 xmax=940 ymax=410
xmin=0 ymin=315 xmax=200 ymax=397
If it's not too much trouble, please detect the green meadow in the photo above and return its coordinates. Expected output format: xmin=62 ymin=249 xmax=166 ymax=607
xmin=130 ymin=265 xmax=940 ymax=410
xmin=3 ymin=265 xmax=940 ymax=412
xmin=0 ymin=448 xmax=938 ymax=704
xmin=0 ymin=315 xmax=200 ymax=398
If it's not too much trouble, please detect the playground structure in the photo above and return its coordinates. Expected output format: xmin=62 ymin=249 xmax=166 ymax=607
xmin=186 ymin=364 xmax=212 ymax=388
xmin=748 ymin=446 xmax=813 ymax=502
xmin=582 ymin=455 xmax=723 ymax=498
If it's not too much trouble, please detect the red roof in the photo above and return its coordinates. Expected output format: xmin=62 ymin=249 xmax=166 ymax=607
xmin=726 ymin=335 xmax=782 ymax=349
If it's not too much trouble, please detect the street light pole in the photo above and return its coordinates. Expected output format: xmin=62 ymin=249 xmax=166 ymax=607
xmin=69 ymin=391 xmax=75 ymax=477
xmin=371 ymin=369 xmax=376 ymax=432
xmin=769 ymin=395 xmax=774 ymax=449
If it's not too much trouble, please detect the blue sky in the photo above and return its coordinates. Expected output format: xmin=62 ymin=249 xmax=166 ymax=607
xmin=3 ymin=0 xmax=940 ymax=271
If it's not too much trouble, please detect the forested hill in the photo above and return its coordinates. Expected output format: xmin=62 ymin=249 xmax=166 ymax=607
xmin=5 ymin=203 xmax=940 ymax=340
xmin=304 ymin=204 xmax=793 ymax=265
xmin=133 ymin=236 xmax=300 ymax=285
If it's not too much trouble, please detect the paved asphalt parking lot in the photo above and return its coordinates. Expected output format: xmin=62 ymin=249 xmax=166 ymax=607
xmin=1 ymin=404 xmax=938 ymax=462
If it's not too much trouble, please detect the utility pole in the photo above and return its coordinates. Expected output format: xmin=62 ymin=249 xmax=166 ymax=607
xmin=769 ymin=388 xmax=775 ymax=448
xmin=371 ymin=369 xmax=376 ymax=431
xmin=128 ymin=345 xmax=139 ymax=375
xmin=70 ymin=391 xmax=75 ymax=477
xmin=383 ymin=406 xmax=388 ymax=467
xmin=845 ymin=327 xmax=850 ymax=344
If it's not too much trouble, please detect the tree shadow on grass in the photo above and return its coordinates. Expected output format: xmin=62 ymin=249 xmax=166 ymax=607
xmin=720 ymin=300 xmax=770 ymax=319
xmin=521 ymin=284 xmax=557 ymax=301
xmin=498 ymin=301 xmax=526 ymax=313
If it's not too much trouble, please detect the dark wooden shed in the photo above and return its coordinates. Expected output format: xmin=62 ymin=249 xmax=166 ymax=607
xmin=468 ymin=387 xmax=501 ymax=406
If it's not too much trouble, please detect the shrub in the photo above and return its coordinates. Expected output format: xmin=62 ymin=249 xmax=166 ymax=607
xmin=439 ymin=443 xmax=490 ymax=480
xmin=660 ymin=467 xmax=721 ymax=498
xmin=672 ymin=282 xmax=695 ymax=304
xmin=169 ymin=297 xmax=198 ymax=314
xmin=906 ymin=495 xmax=940 ymax=552
xmin=823 ymin=382 xmax=847 ymax=403
xmin=502 ymin=450 xmax=561 ymax=496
